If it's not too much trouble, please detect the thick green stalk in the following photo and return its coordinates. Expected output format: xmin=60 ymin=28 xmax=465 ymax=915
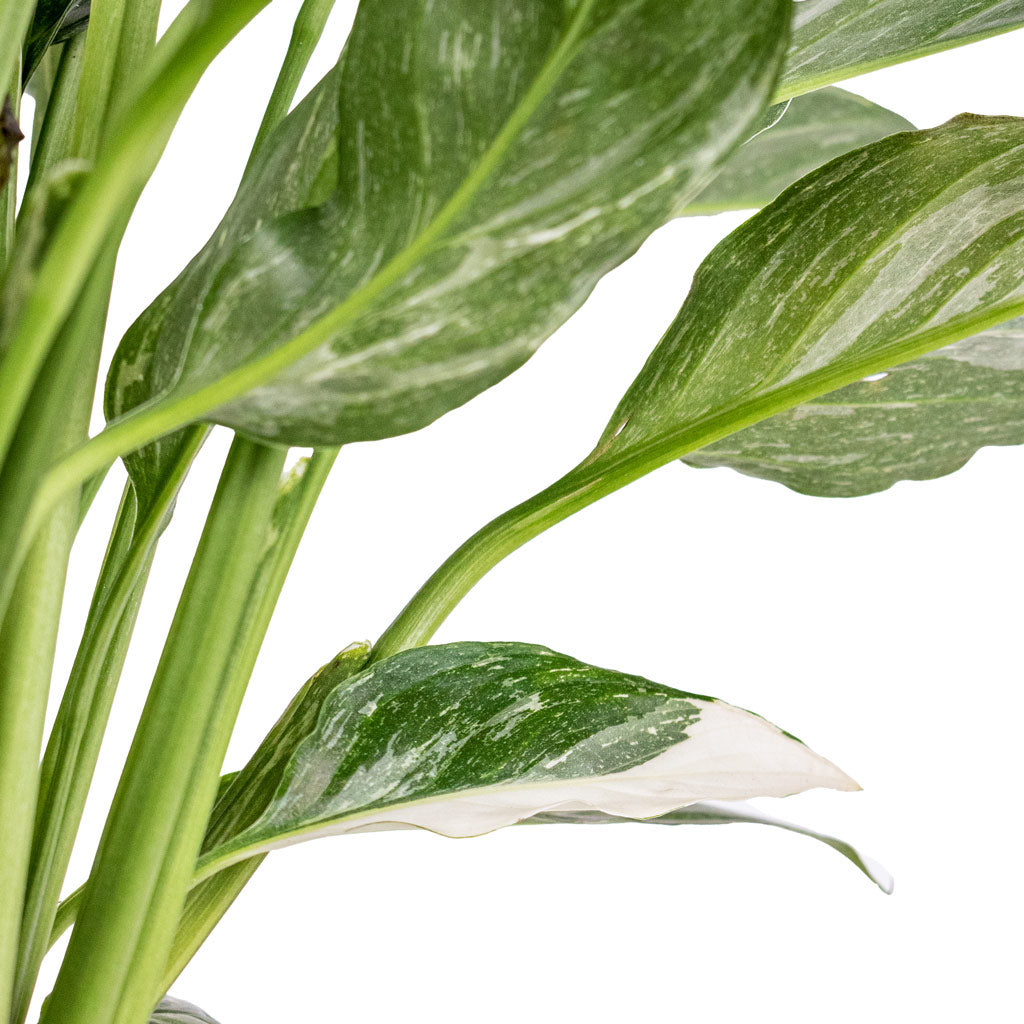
xmin=0 ymin=4 xmax=33 ymax=105
xmin=249 ymin=0 xmax=337 ymax=165
xmin=41 ymin=440 xmax=285 ymax=1024
xmin=0 ymin=504 xmax=77 ymax=1023
xmin=12 ymin=433 xmax=204 ymax=1024
xmin=1 ymin=70 xmax=21 ymax=269
xmin=70 ymin=0 xmax=130 ymax=160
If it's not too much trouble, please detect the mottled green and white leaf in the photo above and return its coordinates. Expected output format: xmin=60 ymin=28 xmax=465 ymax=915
xmin=569 ymin=115 xmax=1024 ymax=504
xmin=685 ymin=316 xmax=1024 ymax=496
xmin=686 ymin=88 xmax=912 ymax=215
xmin=524 ymin=801 xmax=893 ymax=892
xmin=106 ymin=0 xmax=789 ymax=450
xmin=194 ymin=642 xmax=855 ymax=881
xmin=150 ymin=997 xmax=220 ymax=1024
xmin=778 ymin=0 xmax=1024 ymax=101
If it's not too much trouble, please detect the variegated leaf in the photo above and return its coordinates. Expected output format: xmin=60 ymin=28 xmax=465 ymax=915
xmin=778 ymin=0 xmax=1024 ymax=101
xmin=150 ymin=997 xmax=220 ymax=1024
xmin=686 ymin=88 xmax=912 ymax=216
xmin=194 ymin=642 xmax=856 ymax=883
xmin=685 ymin=316 xmax=1024 ymax=496
xmin=105 ymin=0 xmax=789 ymax=450
xmin=524 ymin=801 xmax=893 ymax=893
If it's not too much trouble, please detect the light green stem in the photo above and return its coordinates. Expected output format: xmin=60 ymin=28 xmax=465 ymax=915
xmin=0 ymin=3 xmax=33 ymax=105
xmin=41 ymin=439 xmax=286 ymax=1024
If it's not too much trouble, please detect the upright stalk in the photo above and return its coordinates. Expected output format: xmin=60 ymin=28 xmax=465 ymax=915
xmin=41 ymin=440 xmax=286 ymax=1024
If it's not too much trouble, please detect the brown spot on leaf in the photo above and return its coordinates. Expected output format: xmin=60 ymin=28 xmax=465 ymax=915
xmin=1 ymin=95 xmax=25 ymax=193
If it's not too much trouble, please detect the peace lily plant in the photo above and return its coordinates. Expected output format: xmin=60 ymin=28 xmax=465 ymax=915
xmin=1 ymin=0 xmax=1022 ymax=1020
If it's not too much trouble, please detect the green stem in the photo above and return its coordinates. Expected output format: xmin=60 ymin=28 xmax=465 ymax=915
xmin=1 ymin=68 xmax=21 ymax=269
xmin=248 ymin=0 xmax=337 ymax=166
xmin=0 ymin=0 xmax=271 ymax=512
xmin=0 ymin=3 xmax=33 ymax=106
xmin=70 ymin=0 xmax=130 ymax=160
xmin=41 ymin=439 xmax=286 ymax=1024
xmin=12 ymin=432 xmax=204 ymax=1024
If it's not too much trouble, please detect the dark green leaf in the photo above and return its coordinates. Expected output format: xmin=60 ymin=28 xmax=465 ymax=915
xmin=685 ymin=315 xmax=1024 ymax=496
xmin=778 ymin=0 xmax=1024 ymax=101
xmin=195 ymin=642 xmax=855 ymax=882
xmin=685 ymin=88 xmax=913 ymax=216
xmin=574 ymin=115 xmax=1024 ymax=501
xmin=524 ymin=801 xmax=893 ymax=893
xmin=150 ymin=997 xmax=220 ymax=1024
xmin=23 ymin=1 xmax=90 ymax=87
xmin=106 ymin=0 xmax=789 ymax=450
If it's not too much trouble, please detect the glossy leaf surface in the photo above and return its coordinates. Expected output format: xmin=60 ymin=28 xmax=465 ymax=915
xmin=778 ymin=0 xmax=1024 ymax=101
xmin=686 ymin=316 xmax=1024 ymax=496
xmin=106 ymin=0 xmax=789 ymax=449
xmin=195 ymin=642 xmax=855 ymax=880
xmin=150 ymin=997 xmax=220 ymax=1024
xmin=580 ymin=115 xmax=1024 ymax=494
xmin=686 ymin=88 xmax=912 ymax=216
xmin=524 ymin=801 xmax=893 ymax=892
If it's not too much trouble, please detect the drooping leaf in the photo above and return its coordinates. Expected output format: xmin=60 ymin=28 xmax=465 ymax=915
xmin=106 ymin=0 xmax=790 ymax=450
xmin=777 ymin=0 xmax=1024 ymax=101
xmin=565 ymin=115 xmax=1024 ymax=507
xmin=522 ymin=801 xmax=893 ymax=893
xmin=23 ymin=1 xmax=90 ymax=87
xmin=685 ymin=316 xmax=1024 ymax=496
xmin=685 ymin=88 xmax=913 ymax=216
xmin=193 ymin=642 xmax=856 ymax=882
xmin=104 ymin=61 xmax=343 ymax=512
xmin=150 ymin=997 xmax=221 ymax=1024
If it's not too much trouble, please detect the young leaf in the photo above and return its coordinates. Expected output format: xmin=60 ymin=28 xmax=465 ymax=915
xmin=777 ymin=0 xmax=1024 ymax=101
xmin=586 ymin=115 xmax=1024 ymax=492
xmin=522 ymin=801 xmax=893 ymax=893
xmin=150 ymin=997 xmax=220 ymax=1024
xmin=194 ymin=642 xmax=856 ymax=881
xmin=685 ymin=88 xmax=913 ymax=216
xmin=684 ymin=316 xmax=1024 ymax=496
xmin=105 ymin=0 xmax=790 ymax=450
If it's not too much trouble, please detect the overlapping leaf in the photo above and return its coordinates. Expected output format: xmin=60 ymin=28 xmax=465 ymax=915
xmin=22 ymin=1 xmax=90 ymax=87
xmin=778 ymin=0 xmax=1024 ymax=101
xmin=194 ymin=642 xmax=855 ymax=881
xmin=686 ymin=88 xmax=912 ymax=216
xmin=685 ymin=316 xmax=1024 ymax=496
xmin=106 ymin=0 xmax=789 ymax=451
xmin=150 ymin=997 xmax=220 ymax=1024
xmin=524 ymin=801 xmax=892 ymax=892
xmin=568 ymin=115 xmax=1024 ymax=500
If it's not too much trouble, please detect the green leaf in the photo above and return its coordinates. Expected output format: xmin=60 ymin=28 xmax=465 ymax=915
xmin=23 ymin=3 xmax=90 ymax=88
xmin=685 ymin=88 xmax=913 ymax=216
xmin=583 ymin=115 xmax=1024 ymax=494
xmin=523 ymin=801 xmax=893 ymax=893
xmin=777 ymin=0 xmax=1024 ymax=101
xmin=685 ymin=315 xmax=1024 ymax=496
xmin=105 ymin=0 xmax=789 ymax=450
xmin=194 ymin=641 xmax=856 ymax=882
xmin=150 ymin=997 xmax=220 ymax=1024
xmin=104 ymin=61 xmax=342 ymax=511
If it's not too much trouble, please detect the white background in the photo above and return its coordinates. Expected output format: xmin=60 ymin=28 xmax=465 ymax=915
xmin=30 ymin=3 xmax=1024 ymax=1022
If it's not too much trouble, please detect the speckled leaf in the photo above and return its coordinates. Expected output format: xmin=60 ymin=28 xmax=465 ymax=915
xmin=104 ymin=62 xmax=342 ymax=512
xmin=524 ymin=801 xmax=893 ymax=892
xmin=685 ymin=316 xmax=1024 ymax=496
xmin=685 ymin=88 xmax=912 ymax=216
xmin=150 ymin=997 xmax=220 ymax=1024
xmin=193 ymin=642 xmax=855 ymax=882
xmin=570 ymin=115 xmax=1024 ymax=503
xmin=778 ymin=0 xmax=1024 ymax=101
xmin=107 ymin=0 xmax=789 ymax=449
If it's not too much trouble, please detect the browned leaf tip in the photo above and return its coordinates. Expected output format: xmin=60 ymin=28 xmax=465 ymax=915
xmin=1 ymin=94 xmax=25 ymax=193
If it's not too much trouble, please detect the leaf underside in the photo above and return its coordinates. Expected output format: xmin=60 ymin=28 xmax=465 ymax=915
xmin=685 ymin=315 xmax=1024 ymax=496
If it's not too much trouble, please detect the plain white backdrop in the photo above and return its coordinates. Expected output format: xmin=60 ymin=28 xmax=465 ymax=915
xmin=28 ymin=3 xmax=1024 ymax=1022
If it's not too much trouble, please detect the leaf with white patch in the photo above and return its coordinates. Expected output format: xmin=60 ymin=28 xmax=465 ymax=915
xmin=524 ymin=802 xmax=893 ymax=893
xmin=192 ymin=642 xmax=856 ymax=883
xmin=150 ymin=997 xmax=220 ymax=1024
xmin=778 ymin=0 xmax=1024 ymax=101
xmin=685 ymin=88 xmax=912 ymax=216
xmin=685 ymin=315 xmax=1024 ymax=496
xmin=104 ymin=0 xmax=789 ymax=450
